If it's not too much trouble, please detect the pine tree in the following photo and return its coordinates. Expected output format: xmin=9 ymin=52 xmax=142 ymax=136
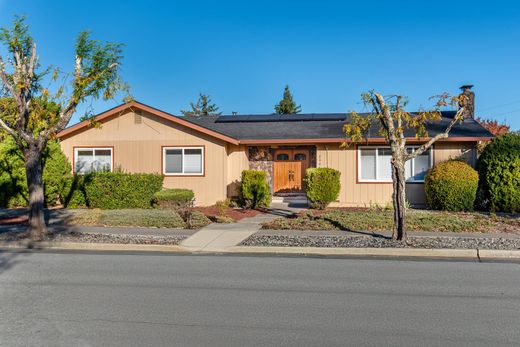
xmin=274 ymin=85 xmax=302 ymax=114
xmin=181 ymin=93 xmax=221 ymax=117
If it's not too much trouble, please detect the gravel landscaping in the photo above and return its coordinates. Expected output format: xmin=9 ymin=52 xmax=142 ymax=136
xmin=0 ymin=230 xmax=187 ymax=245
xmin=241 ymin=234 xmax=520 ymax=250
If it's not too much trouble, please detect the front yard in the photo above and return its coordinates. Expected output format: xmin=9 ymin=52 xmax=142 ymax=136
xmin=262 ymin=209 xmax=520 ymax=234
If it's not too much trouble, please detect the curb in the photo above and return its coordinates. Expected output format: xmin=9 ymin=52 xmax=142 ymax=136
xmin=226 ymin=246 xmax=481 ymax=259
xmin=0 ymin=241 xmax=190 ymax=253
xmin=2 ymin=241 xmax=520 ymax=260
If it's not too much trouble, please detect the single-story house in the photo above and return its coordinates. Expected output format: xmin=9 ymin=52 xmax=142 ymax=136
xmin=57 ymin=100 xmax=492 ymax=207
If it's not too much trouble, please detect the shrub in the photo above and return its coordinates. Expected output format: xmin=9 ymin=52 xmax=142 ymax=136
xmin=215 ymin=199 xmax=231 ymax=216
xmin=189 ymin=210 xmax=212 ymax=228
xmin=477 ymin=133 xmax=520 ymax=213
xmin=240 ymin=170 xmax=271 ymax=208
xmin=424 ymin=160 xmax=478 ymax=211
xmin=84 ymin=172 xmax=163 ymax=209
xmin=0 ymin=138 xmax=72 ymax=207
xmin=63 ymin=175 xmax=88 ymax=208
xmin=305 ymin=168 xmax=341 ymax=209
xmin=154 ymin=188 xmax=195 ymax=209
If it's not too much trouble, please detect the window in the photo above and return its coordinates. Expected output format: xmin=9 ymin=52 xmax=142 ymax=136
xmin=163 ymin=147 xmax=204 ymax=175
xmin=74 ymin=148 xmax=113 ymax=174
xmin=294 ymin=153 xmax=307 ymax=161
xmin=276 ymin=153 xmax=289 ymax=161
xmin=358 ymin=146 xmax=432 ymax=182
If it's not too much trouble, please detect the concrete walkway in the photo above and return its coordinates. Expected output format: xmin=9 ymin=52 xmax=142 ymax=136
xmin=181 ymin=213 xmax=277 ymax=252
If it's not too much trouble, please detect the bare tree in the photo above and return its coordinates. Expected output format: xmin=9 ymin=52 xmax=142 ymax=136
xmin=0 ymin=17 xmax=127 ymax=239
xmin=344 ymin=91 xmax=466 ymax=241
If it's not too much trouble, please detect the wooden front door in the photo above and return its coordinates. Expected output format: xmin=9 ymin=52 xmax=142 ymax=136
xmin=273 ymin=149 xmax=310 ymax=193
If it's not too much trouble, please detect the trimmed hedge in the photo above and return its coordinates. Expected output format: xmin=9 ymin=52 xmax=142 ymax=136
xmin=305 ymin=168 xmax=341 ymax=209
xmin=83 ymin=172 xmax=163 ymax=209
xmin=425 ymin=160 xmax=478 ymax=211
xmin=240 ymin=170 xmax=271 ymax=208
xmin=154 ymin=188 xmax=194 ymax=209
xmin=0 ymin=138 xmax=72 ymax=207
xmin=477 ymin=134 xmax=520 ymax=213
xmin=63 ymin=175 xmax=88 ymax=208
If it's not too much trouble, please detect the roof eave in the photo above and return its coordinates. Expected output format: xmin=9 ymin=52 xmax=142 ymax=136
xmin=238 ymin=136 xmax=493 ymax=145
xmin=56 ymin=101 xmax=240 ymax=145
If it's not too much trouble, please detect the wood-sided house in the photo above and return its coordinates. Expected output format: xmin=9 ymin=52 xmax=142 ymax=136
xmin=57 ymin=100 xmax=492 ymax=206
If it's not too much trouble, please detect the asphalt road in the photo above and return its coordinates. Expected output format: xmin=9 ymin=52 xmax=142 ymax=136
xmin=0 ymin=252 xmax=519 ymax=346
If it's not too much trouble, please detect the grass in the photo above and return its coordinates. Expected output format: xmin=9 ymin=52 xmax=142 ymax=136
xmin=263 ymin=209 xmax=520 ymax=233
xmin=68 ymin=209 xmax=211 ymax=229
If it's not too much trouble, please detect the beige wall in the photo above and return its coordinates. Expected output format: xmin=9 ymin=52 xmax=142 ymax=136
xmin=226 ymin=144 xmax=249 ymax=197
xmin=60 ymin=110 xmax=228 ymax=206
xmin=60 ymin=109 xmax=479 ymax=208
xmin=316 ymin=142 xmax=478 ymax=207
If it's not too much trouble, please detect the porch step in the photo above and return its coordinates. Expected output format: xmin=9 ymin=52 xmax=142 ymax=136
xmin=272 ymin=195 xmax=308 ymax=203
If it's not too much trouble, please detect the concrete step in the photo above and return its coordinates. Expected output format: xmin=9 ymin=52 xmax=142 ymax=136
xmin=272 ymin=195 xmax=308 ymax=203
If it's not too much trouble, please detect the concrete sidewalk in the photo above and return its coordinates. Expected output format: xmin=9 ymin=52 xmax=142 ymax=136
xmin=181 ymin=213 xmax=277 ymax=251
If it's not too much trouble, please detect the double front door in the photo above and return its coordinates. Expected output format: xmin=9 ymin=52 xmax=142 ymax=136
xmin=273 ymin=149 xmax=310 ymax=193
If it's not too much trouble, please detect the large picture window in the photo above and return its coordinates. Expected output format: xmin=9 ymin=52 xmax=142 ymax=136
xmin=358 ymin=146 xmax=432 ymax=182
xmin=74 ymin=147 xmax=113 ymax=174
xmin=163 ymin=147 xmax=204 ymax=175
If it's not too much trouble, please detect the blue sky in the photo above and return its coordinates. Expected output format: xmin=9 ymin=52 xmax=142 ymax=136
xmin=1 ymin=0 xmax=519 ymax=130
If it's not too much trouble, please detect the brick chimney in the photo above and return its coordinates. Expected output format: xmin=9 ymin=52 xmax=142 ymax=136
xmin=458 ymin=85 xmax=475 ymax=119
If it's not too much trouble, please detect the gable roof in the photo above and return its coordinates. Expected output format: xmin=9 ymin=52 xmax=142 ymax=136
xmin=57 ymin=101 xmax=493 ymax=144
xmin=56 ymin=101 xmax=240 ymax=145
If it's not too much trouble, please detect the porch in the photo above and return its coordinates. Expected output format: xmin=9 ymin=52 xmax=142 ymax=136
xmin=247 ymin=145 xmax=317 ymax=196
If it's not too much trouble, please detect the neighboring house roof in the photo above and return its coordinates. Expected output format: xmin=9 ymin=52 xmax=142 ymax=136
xmin=57 ymin=101 xmax=493 ymax=144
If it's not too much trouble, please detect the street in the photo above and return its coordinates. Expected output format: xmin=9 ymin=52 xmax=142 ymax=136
xmin=0 ymin=251 xmax=519 ymax=346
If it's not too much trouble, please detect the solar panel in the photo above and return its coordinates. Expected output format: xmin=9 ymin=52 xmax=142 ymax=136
xmin=215 ymin=113 xmax=348 ymax=123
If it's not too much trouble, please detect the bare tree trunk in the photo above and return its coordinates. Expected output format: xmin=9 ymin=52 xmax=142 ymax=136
xmin=391 ymin=158 xmax=407 ymax=241
xmin=24 ymin=144 xmax=47 ymax=240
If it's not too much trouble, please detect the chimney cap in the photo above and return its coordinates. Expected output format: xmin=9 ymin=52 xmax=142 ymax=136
xmin=460 ymin=84 xmax=474 ymax=90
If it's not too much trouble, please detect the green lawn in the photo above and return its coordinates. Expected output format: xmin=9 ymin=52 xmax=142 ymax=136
xmin=263 ymin=209 xmax=520 ymax=233
xmin=67 ymin=209 xmax=211 ymax=229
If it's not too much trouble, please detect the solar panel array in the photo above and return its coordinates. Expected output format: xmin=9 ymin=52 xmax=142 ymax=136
xmin=215 ymin=114 xmax=348 ymax=123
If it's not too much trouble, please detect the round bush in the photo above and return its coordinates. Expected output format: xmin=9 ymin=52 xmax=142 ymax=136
xmin=305 ymin=168 xmax=341 ymax=209
xmin=240 ymin=170 xmax=271 ymax=208
xmin=477 ymin=133 xmax=520 ymax=212
xmin=425 ymin=160 xmax=478 ymax=211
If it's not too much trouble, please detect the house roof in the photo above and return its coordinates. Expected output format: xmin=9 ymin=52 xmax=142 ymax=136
xmin=57 ymin=101 xmax=493 ymax=144
xmin=182 ymin=111 xmax=493 ymax=143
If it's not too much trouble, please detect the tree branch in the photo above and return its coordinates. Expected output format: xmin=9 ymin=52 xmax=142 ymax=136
xmin=406 ymin=107 xmax=465 ymax=160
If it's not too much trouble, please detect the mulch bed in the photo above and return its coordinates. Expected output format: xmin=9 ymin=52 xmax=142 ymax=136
xmin=0 ymin=215 xmax=28 ymax=226
xmin=194 ymin=206 xmax=261 ymax=221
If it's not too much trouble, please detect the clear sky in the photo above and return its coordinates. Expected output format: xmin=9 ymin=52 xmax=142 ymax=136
xmin=1 ymin=0 xmax=519 ymax=130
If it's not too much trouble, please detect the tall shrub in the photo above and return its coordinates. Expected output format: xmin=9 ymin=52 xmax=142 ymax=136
xmin=305 ymin=168 xmax=341 ymax=209
xmin=84 ymin=172 xmax=163 ymax=209
xmin=425 ymin=160 xmax=478 ymax=211
xmin=0 ymin=138 xmax=72 ymax=207
xmin=240 ymin=170 xmax=271 ymax=208
xmin=477 ymin=133 xmax=520 ymax=212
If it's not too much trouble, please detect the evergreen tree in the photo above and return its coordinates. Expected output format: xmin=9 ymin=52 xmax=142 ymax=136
xmin=181 ymin=93 xmax=221 ymax=117
xmin=274 ymin=85 xmax=301 ymax=114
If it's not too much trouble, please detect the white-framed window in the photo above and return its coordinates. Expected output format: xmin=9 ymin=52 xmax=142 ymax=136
xmin=74 ymin=147 xmax=113 ymax=174
xmin=358 ymin=146 xmax=432 ymax=183
xmin=163 ymin=146 xmax=204 ymax=175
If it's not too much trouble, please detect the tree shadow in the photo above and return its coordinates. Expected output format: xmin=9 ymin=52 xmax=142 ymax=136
xmin=321 ymin=216 xmax=392 ymax=240
xmin=0 ymin=250 xmax=31 ymax=276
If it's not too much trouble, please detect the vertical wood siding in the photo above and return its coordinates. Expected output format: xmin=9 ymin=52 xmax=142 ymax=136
xmin=60 ymin=110 xmax=228 ymax=206
xmin=316 ymin=142 xmax=477 ymax=207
